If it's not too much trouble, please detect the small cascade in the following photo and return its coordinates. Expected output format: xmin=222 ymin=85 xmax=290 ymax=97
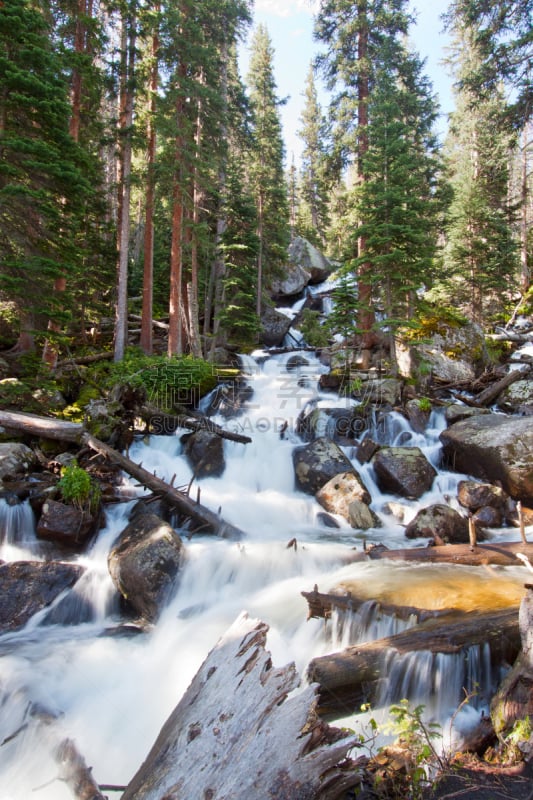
xmin=377 ymin=641 xmax=498 ymax=720
xmin=0 ymin=497 xmax=37 ymax=551
xmin=330 ymin=602 xmax=419 ymax=652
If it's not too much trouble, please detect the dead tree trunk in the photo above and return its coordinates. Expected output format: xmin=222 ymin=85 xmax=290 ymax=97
xmin=0 ymin=411 xmax=247 ymax=539
xmin=79 ymin=432 xmax=246 ymax=539
xmin=307 ymin=607 xmax=520 ymax=717
xmin=346 ymin=540 xmax=533 ymax=568
xmin=122 ymin=612 xmax=362 ymax=800
xmin=139 ymin=403 xmax=252 ymax=443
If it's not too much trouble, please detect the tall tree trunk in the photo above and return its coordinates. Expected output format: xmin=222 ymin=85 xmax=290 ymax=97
xmin=206 ymin=44 xmax=228 ymax=357
xmin=256 ymin=191 xmax=264 ymax=318
xmin=356 ymin=1 xmax=376 ymax=369
xmin=188 ymin=74 xmax=204 ymax=359
xmin=114 ymin=5 xmax=137 ymax=363
xmin=520 ymin=123 xmax=531 ymax=291
xmin=140 ymin=8 xmax=159 ymax=355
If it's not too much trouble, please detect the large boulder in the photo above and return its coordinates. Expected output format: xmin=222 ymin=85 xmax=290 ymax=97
xmin=371 ymin=446 xmax=437 ymax=499
xmin=0 ymin=560 xmax=85 ymax=633
xmin=288 ymin=236 xmax=333 ymax=284
xmin=396 ymin=319 xmax=490 ymax=384
xmin=36 ymin=498 xmax=102 ymax=549
xmin=260 ymin=306 xmax=293 ymax=347
xmin=316 ymin=471 xmax=372 ymax=526
xmin=182 ymin=429 xmax=225 ymax=478
xmin=108 ymin=511 xmax=186 ymax=623
xmin=270 ymin=263 xmax=310 ymax=299
xmin=0 ymin=443 xmax=37 ymax=480
xmin=498 ymin=378 xmax=533 ymax=414
xmin=440 ymin=415 xmax=533 ymax=505
xmin=404 ymin=504 xmax=472 ymax=543
xmin=292 ymin=437 xmax=355 ymax=495
xmin=296 ymin=406 xmax=368 ymax=445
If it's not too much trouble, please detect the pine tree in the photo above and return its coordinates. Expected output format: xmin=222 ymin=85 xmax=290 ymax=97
xmin=246 ymin=23 xmax=290 ymax=317
xmin=447 ymin=0 xmax=532 ymax=129
xmin=315 ymin=0 xmax=412 ymax=367
xmin=297 ymin=64 xmax=330 ymax=247
xmin=442 ymin=23 xmax=520 ymax=322
xmin=354 ymin=46 xmax=443 ymax=369
xmin=0 ymin=0 xmax=95 ymax=352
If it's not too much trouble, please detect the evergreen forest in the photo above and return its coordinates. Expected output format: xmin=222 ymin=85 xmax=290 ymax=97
xmin=0 ymin=0 xmax=531 ymax=386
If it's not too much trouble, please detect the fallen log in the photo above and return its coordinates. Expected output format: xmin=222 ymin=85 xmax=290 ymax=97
xmin=139 ymin=403 xmax=252 ymax=444
xmin=122 ymin=612 xmax=362 ymax=800
xmin=0 ymin=410 xmax=247 ymax=539
xmin=79 ymin=431 xmax=246 ymax=539
xmin=55 ymin=352 xmax=114 ymax=368
xmin=0 ymin=409 xmax=84 ymax=443
xmin=129 ymin=313 xmax=169 ymax=330
xmin=346 ymin=540 xmax=533 ymax=568
xmin=302 ymin=587 xmax=448 ymax=624
xmin=474 ymin=365 xmax=530 ymax=407
xmin=307 ymin=607 xmax=521 ymax=717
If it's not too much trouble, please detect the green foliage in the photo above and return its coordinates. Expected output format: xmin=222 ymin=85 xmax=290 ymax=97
xmin=417 ymin=397 xmax=432 ymax=413
xmin=381 ymin=700 xmax=443 ymax=799
xmin=58 ymin=462 xmax=101 ymax=514
xmin=298 ymin=309 xmax=330 ymax=348
xmin=99 ymin=348 xmax=218 ymax=411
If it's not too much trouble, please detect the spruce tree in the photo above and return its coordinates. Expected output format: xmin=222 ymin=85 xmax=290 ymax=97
xmin=297 ymin=64 xmax=330 ymax=247
xmin=315 ymin=0 xmax=412 ymax=367
xmin=0 ymin=0 xmax=95 ymax=352
xmin=354 ymin=47 xmax=443 ymax=369
xmin=246 ymin=23 xmax=290 ymax=317
xmin=442 ymin=24 xmax=519 ymax=322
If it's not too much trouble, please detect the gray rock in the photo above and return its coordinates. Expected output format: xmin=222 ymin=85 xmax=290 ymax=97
xmin=444 ymin=405 xmax=491 ymax=425
xmin=288 ymin=236 xmax=333 ymax=284
xmin=371 ymin=446 xmax=437 ymax=499
xmin=293 ymin=437 xmax=355 ymax=495
xmin=404 ymin=504 xmax=472 ymax=543
xmin=260 ymin=307 xmax=293 ymax=347
xmin=0 ymin=560 xmax=85 ymax=632
xmin=183 ymin=429 xmax=225 ymax=478
xmin=348 ymin=500 xmax=381 ymax=530
xmin=108 ymin=511 xmax=185 ymax=623
xmin=316 ymin=471 xmax=371 ymax=523
xmin=440 ymin=415 xmax=533 ymax=505
xmin=457 ymin=480 xmax=509 ymax=512
xmin=36 ymin=498 xmax=102 ymax=549
xmin=271 ymin=263 xmax=310 ymax=298
xmin=0 ymin=443 xmax=37 ymax=480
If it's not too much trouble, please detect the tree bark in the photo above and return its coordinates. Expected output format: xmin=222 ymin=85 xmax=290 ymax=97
xmin=345 ymin=540 xmax=533 ymax=568
xmin=140 ymin=7 xmax=159 ymax=356
xmin=308 ymin=607 xmax=521 ymax=717
xmin=121 ymin=612 xmax=361 ymax=800
xmin=79 ymin=431 xmax=247 ymax=538
xmin=139 ymin=403 xmax=252 ymax=443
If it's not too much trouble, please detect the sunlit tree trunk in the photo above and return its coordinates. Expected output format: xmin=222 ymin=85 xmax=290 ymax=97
xmin=140 ymin=5 xmax=159 ymax=355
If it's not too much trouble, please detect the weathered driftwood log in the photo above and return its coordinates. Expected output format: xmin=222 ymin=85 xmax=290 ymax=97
xmin=302 ymin=587 xmax=448 ymax=624
xmin=346 ymin=540 xmax=533 ymax=568
xmin=0 ymin=409 xmax=85 ymax=443
xmin=307 ymin=607 xmax=521 ymax=717
xmin=122 ymin=612 xmax=362 ymax=800
xmin=139 ymin=403 xmax=252 ymax=443
xmin=0 ymin=411 xmax=247 ymax=539
xmin=55 ymin=738 xmax=106 ymax=800
xmin=79 ymin=432 xmax=246 ymax=540
xmin=474 ymin=365 xmax=530 ymax=407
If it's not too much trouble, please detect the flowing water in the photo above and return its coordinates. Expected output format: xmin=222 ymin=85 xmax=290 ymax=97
xmin=0 ymin=347 xmax=529 ymax=798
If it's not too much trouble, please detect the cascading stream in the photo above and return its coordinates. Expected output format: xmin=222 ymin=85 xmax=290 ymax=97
xmin=0 ymin=349 xmax=528 ymax=798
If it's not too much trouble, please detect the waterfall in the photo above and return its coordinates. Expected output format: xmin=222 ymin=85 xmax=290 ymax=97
xmin=0 ymin=346 xmax=527 ymax=798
